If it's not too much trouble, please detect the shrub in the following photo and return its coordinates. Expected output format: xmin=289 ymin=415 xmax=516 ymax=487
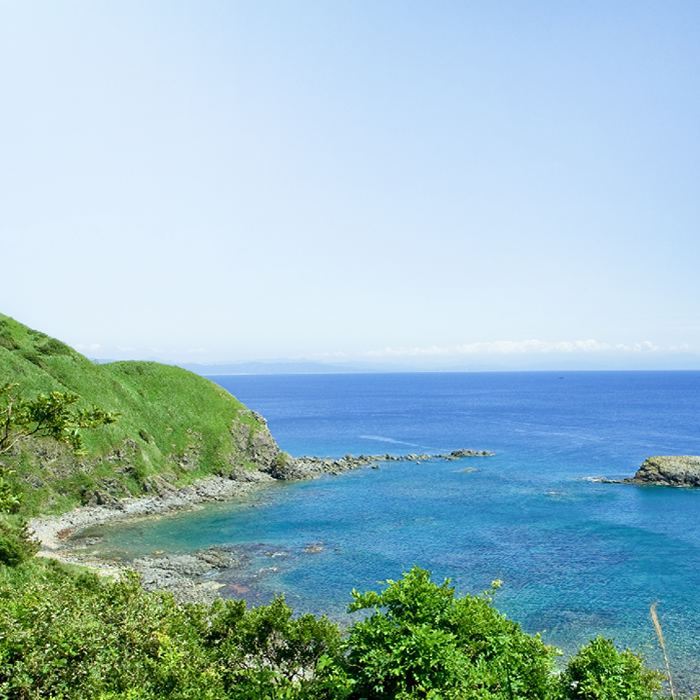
xmin=559 ymin=636 xmax=663 ymax=700
xmin=0 ymin=563 xmax=221 ymax=700
xmin=343 ymin=566 xmax=560 ymax=700
xmin=205 ymin=594 xmax=345 ymax=699
xmin=0 ymin=517 xmax=39 ymax=566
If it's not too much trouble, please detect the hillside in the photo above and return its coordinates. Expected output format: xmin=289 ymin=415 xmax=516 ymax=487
xmin=0 ymin=313 xmax=281 ymax=516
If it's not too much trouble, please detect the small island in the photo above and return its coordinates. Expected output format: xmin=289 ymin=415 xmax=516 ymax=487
xmin=613 ymin=455 xmax=700 ymax=487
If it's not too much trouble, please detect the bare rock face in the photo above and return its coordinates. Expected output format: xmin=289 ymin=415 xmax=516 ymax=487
xmin=621 ymin=456 xmax=700 ymax=487
xmin=246 ymin=423 xmax=279 ymax=469
xmin=229 ymin=411 xmax=281 ymax=471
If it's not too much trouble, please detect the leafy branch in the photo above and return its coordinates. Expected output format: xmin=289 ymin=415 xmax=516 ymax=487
xmin=0 ymin=382 xmax=118 ymax=456
xmin=0 ymin=383 xmax=119 ymax=513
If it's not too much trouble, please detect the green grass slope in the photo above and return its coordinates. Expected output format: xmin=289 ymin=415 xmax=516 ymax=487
xmin=0 ymin=313 xmax=280 ymax=516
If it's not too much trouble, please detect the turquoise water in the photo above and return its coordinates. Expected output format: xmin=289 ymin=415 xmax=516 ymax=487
xmin=82 ymin=371 xmax=700 ymax=695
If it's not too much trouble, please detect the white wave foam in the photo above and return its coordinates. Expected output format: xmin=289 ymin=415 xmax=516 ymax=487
xmin=359 ymin=435 xmax=420 ymax=447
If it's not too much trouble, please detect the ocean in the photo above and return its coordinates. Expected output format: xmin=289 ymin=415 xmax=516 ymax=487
xmin=82 ymin=371 xmax=700 ymax=694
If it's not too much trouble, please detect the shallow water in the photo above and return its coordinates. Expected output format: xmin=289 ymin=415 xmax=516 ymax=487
xmin=80 ymin=371 xmax=700 ymax=695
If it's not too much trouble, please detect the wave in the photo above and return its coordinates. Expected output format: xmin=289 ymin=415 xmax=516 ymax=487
xmin=359 ymin=435 xmax=421 ymax=447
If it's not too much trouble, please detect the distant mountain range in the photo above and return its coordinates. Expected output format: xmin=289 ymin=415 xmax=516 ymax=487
xmin=175 ymin=360 xmax=405 ymax=375
xmin=171 ymin=354 xmax=700 ymax=376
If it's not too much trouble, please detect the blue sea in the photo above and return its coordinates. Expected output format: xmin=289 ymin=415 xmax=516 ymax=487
xmin=83 ymin=371 xmax=700 ymax=695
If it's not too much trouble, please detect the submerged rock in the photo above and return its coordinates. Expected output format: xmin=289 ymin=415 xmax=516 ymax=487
xmin=130 ymin=546 xmax=243 ymax=603
xmin=613 ymin=456 xmax=700 ymax=487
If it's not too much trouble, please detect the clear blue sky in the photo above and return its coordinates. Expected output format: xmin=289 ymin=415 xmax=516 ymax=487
xmin=2 ymin=1 xmax=699 ymax=369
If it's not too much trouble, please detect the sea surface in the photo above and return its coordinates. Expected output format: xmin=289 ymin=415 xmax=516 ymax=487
xmin=82 ymin=371 xmax=700 ymax=695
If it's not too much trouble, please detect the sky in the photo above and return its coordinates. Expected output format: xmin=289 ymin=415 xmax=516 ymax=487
xmin=2 ymin=1 xmax=699 ymax=370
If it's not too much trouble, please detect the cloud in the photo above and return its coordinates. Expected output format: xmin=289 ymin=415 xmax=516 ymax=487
xmin=309 ymin=351 xmax=348 ymax=359
xmin=74 ymin=343 xmax=101 ymax=351
xmin=364 ymin=339 xmax=672 ymax=357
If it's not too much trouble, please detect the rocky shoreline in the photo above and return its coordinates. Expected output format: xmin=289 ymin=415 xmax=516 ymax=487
xmin=266 ymin=449 xmax=493 ymax=480
xmin=29 ymin=448 xmax=493 ymax=602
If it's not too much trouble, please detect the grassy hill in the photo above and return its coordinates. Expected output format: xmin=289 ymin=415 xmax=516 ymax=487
xmin=0 ymin=313 xmax=280 ymax=516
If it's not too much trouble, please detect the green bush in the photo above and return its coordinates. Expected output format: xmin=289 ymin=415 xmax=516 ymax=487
xmin=0 ymin=560 xmax=345 ymax=700
xmin=0 ymin=563 xmax=221 ymax=700
xmin=343 ymin=566 xmax=559 ymax=700
xmin=559 ymin=636 xmax=663 ymax=700
xmin=205 ymin=594 xmax=345 ymax=699
xmin=0 ymin=517 xmax=39 ymax=566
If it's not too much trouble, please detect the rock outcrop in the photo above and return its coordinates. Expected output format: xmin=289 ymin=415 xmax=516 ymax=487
xmin=616 ymin=456 xmax=700 ymax=487
xmin=230 ymin=412 xmax=281 ymax=470
xmin=258 ymin=449 xmax=495 ymax=481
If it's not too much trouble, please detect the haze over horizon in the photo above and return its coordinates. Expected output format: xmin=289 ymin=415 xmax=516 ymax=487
xmin=3 ymin=1 xmax=699 ymax=371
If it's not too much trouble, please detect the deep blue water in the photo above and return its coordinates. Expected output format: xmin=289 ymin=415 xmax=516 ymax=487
xmin=83 ymin=371 xmax=700 ymax=694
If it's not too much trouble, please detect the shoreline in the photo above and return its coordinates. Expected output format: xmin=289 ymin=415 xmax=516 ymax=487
xmin=29 ymin=470 xmax=291 ymax=599
xmin=28 ymin=449 xmax=494 ymax=597
xmin=29 ymin=473 xmax=274 ymax=553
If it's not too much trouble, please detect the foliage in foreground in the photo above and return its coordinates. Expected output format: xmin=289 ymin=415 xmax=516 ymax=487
xmin=559 ymin=636 xmax=663 ymax=700
xmin=0 ymin=559 xmax=673 ymax=700
xmin=345 ymin=568 xmax=557 ymax=699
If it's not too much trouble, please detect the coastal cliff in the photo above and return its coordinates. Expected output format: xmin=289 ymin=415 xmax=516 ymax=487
xmin=0 ymin=313 xmax=281 ymax=517
xmin=616 ymin=455 xmax=700 ymax=487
